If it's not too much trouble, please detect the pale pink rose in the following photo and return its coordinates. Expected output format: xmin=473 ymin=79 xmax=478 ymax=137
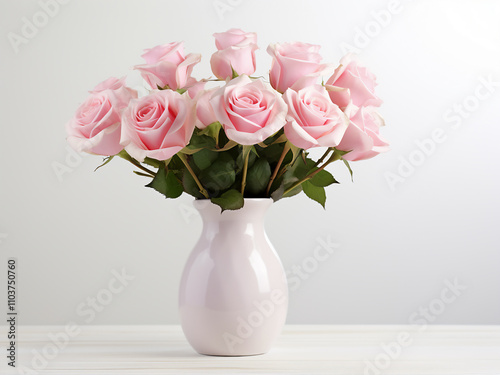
xmin=134 ymin=42 xmax=201 ymax=90
xmin=120 ymin=90 xmax=196 ymax=162
xmin=195 ymin=88 xmax=218 ymax=129
xmin=267 ymin=42 xmax=330 ymax=93
xmin=325 ymin=54 xmax=382 ymax=109
xmin=213 ymin=28 xmax=257 ymax=50
xmin=184 ymin=77 xmax=206 ymax=99
xmin=210 ymin=29 xmax=258 ymax=79
xmin=66 ymin=79 xmax=137 ymax=156
xmin=91 ymin=77 xmax=126 ymax=92
xmin=210 ymin=75 xmax=287 ymax=145
xmin=90 ymin=76 xmax=138 ymax=103
xmin=283 ymin=85 xmax=348 ymax=150
xmin=336 ymin=105 xmax=389 ymax=161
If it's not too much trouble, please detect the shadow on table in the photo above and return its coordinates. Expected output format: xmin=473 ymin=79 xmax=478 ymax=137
xmin=143 ymin=347 xmax=205 ymax=359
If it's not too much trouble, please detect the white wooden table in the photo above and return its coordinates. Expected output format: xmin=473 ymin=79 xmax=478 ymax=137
xmin=2 ymin=325 xmax=500 ymax=374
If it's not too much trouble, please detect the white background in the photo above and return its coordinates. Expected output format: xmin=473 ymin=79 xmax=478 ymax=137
xmin=1 ymin=0 xmax=499 ymax=326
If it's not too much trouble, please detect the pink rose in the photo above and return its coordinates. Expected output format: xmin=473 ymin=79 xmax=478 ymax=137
xmin=91 ymin=76 xmax=138 ymax=103
xmin=91 ymin=77 xmax=126 ymax=92
xmin=210 ymin=75 xmax=287 ymax=145
xmin=120 ymin=90 xmax=196 ymax=161
xmin=185 ymin=77 xmax=206 ymax=99
xmin=213 ymin=28 xmax=257 ymax=50
xmin=336 ymin=105 xmax=389 ymax=161
xmin=195 ymin=88 xmax=218 ymax=129
xmin=135 ymin=42 xmax=201 ymax=90
xmin=267 ymin=42 xmax=329 ymax=93
xmin=210 ymin=29 xmax=258 ymax=79
xmin=325 ymin=54 xmax=383 ymax=109
xmin=283 ymin=85 xmax=348 ymax=150
xmin=66 ymin=78 xmax=136 ymax=156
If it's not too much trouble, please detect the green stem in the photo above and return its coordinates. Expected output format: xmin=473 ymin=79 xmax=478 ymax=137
xmin=314 ymin=147 xmax=334 ymax=168
xmin=118 ymin=152 xmax=156 ymax=177
xmin=283 ymin=150 xmax=341 ymax=196
xmin=240 ymin=146 xmax=251 ymax=195
xmin=177 ymin=154 xmax=209 ymax=199
xmin=266 ymin=143 xmax=290 ymax=196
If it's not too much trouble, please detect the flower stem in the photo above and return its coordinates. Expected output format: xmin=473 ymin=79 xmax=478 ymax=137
xmin=177 ymin=153 xmax=209 ymax=199
xmin=240 ymin=146 xmax=252 ymax=195
xmin=283 ymin=150 xmax=341 ymax=196
xmin=314 ymin=147 xmax=334 ymax=168
xmin=266 ymin=143 xmax=290 ymax=196
xmin=118 ymin=152 xmax=156 ymax=177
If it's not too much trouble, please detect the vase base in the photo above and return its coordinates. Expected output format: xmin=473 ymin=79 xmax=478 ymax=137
xmin=197 ymin=351 xmax=267 ymax=357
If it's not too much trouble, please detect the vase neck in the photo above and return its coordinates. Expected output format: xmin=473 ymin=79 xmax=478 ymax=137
xmin=194 ymin=199 xmax=272 ymax=224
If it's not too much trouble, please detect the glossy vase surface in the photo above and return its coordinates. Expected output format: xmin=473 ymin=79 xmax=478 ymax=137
xmin=179 ymin=198 xmax=288 ymax=356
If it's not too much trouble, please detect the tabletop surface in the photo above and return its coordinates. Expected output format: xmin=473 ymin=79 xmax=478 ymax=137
xmin=2 ymin=325 xmax=500 ymax=374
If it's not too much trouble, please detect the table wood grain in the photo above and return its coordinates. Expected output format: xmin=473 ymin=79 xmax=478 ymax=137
xmin=2 ymin=325 xmax=500 ymax=374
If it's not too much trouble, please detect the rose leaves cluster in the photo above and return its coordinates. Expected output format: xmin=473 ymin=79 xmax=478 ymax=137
xmin=66 ymin=29 xmax=388 ymax=211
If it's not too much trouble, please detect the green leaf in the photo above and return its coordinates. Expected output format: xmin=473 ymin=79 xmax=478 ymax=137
xmin=256 ymin=142 xmax=286 ymax=163
xmin=342 ymin=159 xmax=354 ymax=182
xmin=300 ymin=150 xmax=307 ymax=164
xmin=143 ymin=157 xmax=162 ymax=169
xmin=310 ymin=169 xmax=338 ymax=188
xmin=198 ymin=122 xmax=222 ymax=141
xmin=246 ymin=159 xmax=271 ymax=195
xmin=146 ymin=167 xmax=183 ymax=199
xmin=133 ymin=171 xmax=154 ymax=177
xmin=241 ymin=145 xmax=253 ymax=160
xmin=94 ymin=156 xmax=114 ymax=172
xmin=183 ymin=170 xmax=204 ymax=199
xmin=216 ymin=140 xmax=238 ymax=152
xmin=272 ymin=133 xmax=288 ymax=144
xmin=236 ymin=145 xmax=254 ymax=171
xmin=257 ymin=133 xmax=287 ymax=148
xmin=231 ymin=66 xmax=239 ymax=79
xmin=211 ymin=189 xmax=244 ymax=211
xmin=180 ymin=145 xmax=201 ymax=155
xmin=331 ymin=148 xmax=350 ymax=161
xmin=193 ymin=148 xmax=218 ymax=171
xmin=291 ymin=157 xmax=316 ymax=179
xmin=199 ymin=159 xmax=236 ymax=195
xmin=302 ymin=180 xmax=326 ymax=208
xmin=288 ymin=142 xmax=302 ymax=165
xmin=271 ymin=182 xmax=285 ymax=201
xmin=278 ymin=157 xmax=314 ymax=198
xmin=169 ymin=154 xmax=185 ymax=171
xmin=187 ymin=133 xmax=217 ymax=150
xmin=281 ymin=182 xmax=303 ymax=199
xmin=236 ymin=147 xmax=257 ymax=170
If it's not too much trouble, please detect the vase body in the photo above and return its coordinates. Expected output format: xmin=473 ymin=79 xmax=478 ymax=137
xmin=179 ymin=198 xmax=288 ymax=356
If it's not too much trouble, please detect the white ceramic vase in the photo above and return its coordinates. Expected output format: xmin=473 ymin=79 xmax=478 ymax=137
xmin=179 ymin=198 xmax=288 ymax=356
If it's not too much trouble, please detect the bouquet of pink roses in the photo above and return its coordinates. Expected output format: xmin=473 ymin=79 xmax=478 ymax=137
xmin=66 ymin=29 xmax=388 ymax=211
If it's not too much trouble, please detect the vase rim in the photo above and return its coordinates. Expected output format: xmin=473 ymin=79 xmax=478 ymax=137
xmin=194 ymin=198 xmax=273 ymax=202
xmin=192 ymin=197 xmax=273 ymax=213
